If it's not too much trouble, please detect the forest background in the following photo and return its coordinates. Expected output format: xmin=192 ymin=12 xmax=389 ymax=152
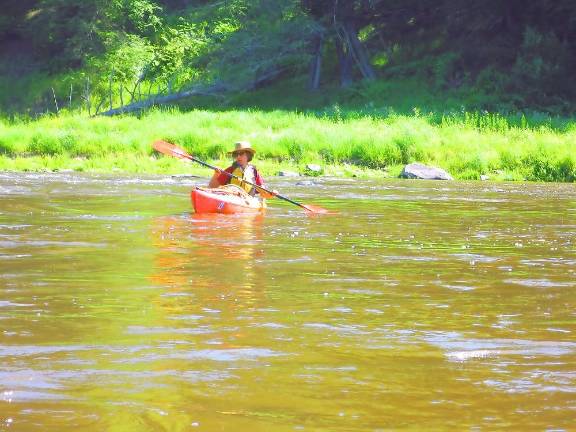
xmin=1 ymin=0 xmax=575 ymax=181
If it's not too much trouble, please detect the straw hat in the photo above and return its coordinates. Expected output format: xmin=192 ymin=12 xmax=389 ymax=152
xmin=228 ymin=141 xmax=256 ymax=156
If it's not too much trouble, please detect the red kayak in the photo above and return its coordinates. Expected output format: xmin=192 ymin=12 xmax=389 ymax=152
xmin=191 ymin=185 xmax=266 ymax=214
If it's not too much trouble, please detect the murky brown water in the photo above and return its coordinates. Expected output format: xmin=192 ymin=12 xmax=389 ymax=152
xmin=1 ymin=172 xmax=575 ymax=431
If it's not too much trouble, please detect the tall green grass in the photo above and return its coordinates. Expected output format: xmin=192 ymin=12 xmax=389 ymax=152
xmin=0 ymin=108 xmax=575 ymax=181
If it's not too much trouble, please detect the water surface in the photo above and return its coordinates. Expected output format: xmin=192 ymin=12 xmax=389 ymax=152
xmin=1 ymin=173 xmax=575 ymax=431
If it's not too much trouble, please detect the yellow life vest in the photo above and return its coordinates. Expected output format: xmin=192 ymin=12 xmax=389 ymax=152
xmin=229 ymin=164 xmax=257 ymax=195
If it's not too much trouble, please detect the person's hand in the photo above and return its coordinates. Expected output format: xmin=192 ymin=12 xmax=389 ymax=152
xmin=259 ymin=189 xmax=277 ymax=199
xmin=264 ymin=189 xmax=279 ymax=198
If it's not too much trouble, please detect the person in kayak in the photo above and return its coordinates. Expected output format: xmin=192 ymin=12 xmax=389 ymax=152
xmin=208 ymin=141 xmax=277 ymax=198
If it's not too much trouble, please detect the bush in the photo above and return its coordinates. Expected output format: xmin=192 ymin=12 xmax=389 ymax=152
xmin=0 ymin=137 xmax=14 ymax=155
xmin=525 ymin=153 xmax=576 ymax=182
xmin=28 ymin=134 xmax=63 ymax=156
xmin=510 ymin=28 xmax=575 ymax=107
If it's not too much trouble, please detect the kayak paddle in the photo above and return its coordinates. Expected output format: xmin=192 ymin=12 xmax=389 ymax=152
xmin=152 ymin=140 xmax=329 ymax=214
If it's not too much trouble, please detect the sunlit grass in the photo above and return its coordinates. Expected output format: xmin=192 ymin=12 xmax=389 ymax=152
xmin=0 ymin=108 xmax=575 ymax=181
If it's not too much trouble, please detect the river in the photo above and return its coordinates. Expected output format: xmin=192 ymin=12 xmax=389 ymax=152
xmin=1 ymin=172 xmax=575 ymax=431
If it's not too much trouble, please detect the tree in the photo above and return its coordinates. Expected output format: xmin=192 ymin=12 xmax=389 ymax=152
xmin=187 ymin=0 xmax=315 ymax=91
xmin=302 ymin=0 xmax=377 ymax=89
xmin=20 ymin=0 xmax=162 ymax=71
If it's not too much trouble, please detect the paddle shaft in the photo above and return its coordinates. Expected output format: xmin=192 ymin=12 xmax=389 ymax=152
xmin=181 ymin=153 xmax=311 ymax=211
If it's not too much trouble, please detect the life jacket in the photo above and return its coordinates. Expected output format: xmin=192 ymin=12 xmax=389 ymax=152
xmin=228 ymin=163 xmax=259 ymax=195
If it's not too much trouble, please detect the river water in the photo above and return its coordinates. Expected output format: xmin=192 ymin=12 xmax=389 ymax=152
xmin=0 ymin=172 xmax=575 ymax=431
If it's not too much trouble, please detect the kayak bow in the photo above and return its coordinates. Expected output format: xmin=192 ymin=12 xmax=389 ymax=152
xmin=191 ymin=185 xmax=266 ymax=214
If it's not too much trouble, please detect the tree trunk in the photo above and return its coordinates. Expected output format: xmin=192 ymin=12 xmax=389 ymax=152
xmin=51 ymin=87 xmax=60 ymax=115
xmin=344 ymin=23 xmax=376 ymax=79
xmin=84 ymin=79 xmax=91 ymax=116
xmin=109 ymin=72 xmax=113 ymax=110
xmin=308 ymin=33 xmax=324 ymax=90
xmin=98 ymin=83 xmax=227 ymax=116
xmin=341 ymin=21 xmax=376 ymax=80
xmin=335 ymin=36 xmax=353 ymax=87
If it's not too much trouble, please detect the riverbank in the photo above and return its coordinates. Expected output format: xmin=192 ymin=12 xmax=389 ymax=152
xmin=0 ymin=153 xmax=395 ymax=180
xmin=1 ymin=108 xmax=575 ymax=182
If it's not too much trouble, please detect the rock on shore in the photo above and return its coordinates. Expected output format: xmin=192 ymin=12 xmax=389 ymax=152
xmin=400 ymin=163 xmax=453 ymax=180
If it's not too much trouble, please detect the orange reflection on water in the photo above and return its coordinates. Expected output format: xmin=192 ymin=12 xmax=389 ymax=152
xmin=150 ymin=212 xmax=267 ymax=307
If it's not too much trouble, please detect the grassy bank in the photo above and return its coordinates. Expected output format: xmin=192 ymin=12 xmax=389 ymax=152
xmin=1 ymin=107 xmax=575 ymax=182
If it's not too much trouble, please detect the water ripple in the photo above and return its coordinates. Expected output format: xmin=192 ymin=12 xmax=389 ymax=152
xmin=424 ymin=333 xmax=576 ymax=362
xmin=120 ymin=348 xmax=285 ymax=363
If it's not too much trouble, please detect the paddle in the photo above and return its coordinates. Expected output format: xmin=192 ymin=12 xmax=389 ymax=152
xmin=152 ymin=140 xmax=329 ymax=214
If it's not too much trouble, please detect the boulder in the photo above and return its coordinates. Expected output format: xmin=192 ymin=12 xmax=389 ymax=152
xmin=400 ymin=163 xmax=453 ymax=180
xmin=304 ymin=163 xmax=323 ymax=177
xmin=306 ymin=163 xmax=322 ymax=172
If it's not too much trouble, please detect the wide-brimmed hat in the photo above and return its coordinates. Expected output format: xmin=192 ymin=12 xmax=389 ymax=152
xmin=228 ymin=141 xmax=256 ymax=156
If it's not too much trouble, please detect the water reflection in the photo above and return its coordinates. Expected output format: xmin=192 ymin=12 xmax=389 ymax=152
xmin=148 ymin=211 xmax=279 ymax=353
xmin=151 ymin=212 xmax=266 ymax=296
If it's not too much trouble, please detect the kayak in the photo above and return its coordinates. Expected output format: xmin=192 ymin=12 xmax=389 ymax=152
xmin=191 ymin=185 xmax=266 ymax=214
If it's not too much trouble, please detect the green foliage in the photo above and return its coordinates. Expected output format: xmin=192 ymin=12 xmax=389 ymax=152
xmin=0 ymin=14 xmax=11 ymax=38
xmin=430 ymin=52 xmax=464 ymax=90
xmin=0 ymin=132 xmax=19 ymax=156
xmin=3 ymin=0 xmax=576 ymax=116
xmin=207 ymin=0 xmax=315 ymax=90
xmin=120 ymin=0 xmax=163 ymax=34
xmin=509 ymin=27 xmax=575 ymax=107
xmin=21 ymin=0 xmax=164 ymax=71
xmin=474 ymin=67 xmax=508 ymax=97
xmin=522 ymin=143 xmax=576 ymax=182
xmin=100 ymin=35 xmax=155 ymax=83
xmin=1 ymin=108 xmax=576 ymax=182
xmin=23 ymin=0 xmax=103 ymax=70
xmin=28 ymin=133 xmax=63 ymax=156
xmin=150 ymin=22 xmax=206 ymax=84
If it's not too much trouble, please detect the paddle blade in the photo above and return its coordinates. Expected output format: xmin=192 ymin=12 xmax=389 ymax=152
xmin=300 ymin=204 xmax=331 ymax=214
xmin=153 ymin=140 xmax=191 ymax=160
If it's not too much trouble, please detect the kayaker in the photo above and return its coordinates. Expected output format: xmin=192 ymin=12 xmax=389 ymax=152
xmin=208 ymin=141 xmax=277 ymax=198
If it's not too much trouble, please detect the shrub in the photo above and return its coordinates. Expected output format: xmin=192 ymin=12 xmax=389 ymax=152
xmin=28 ymin=134 xmax=63 ymax=156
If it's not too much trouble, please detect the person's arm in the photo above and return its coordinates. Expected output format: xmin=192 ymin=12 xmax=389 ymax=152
xmin=209 ymin=167 xmax=232 ymax=188
xmin=208 ymin=170 xmax=221 ymax=188
xmin=254 ymin=170 xmax=278 ymax=198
